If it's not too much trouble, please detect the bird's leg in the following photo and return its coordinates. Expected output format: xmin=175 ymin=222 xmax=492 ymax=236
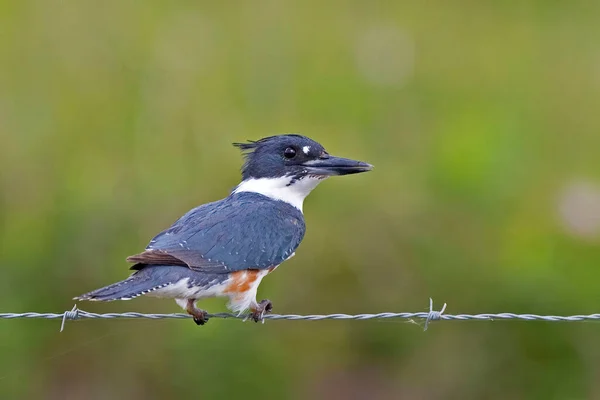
xmin=185 ymin=299 xmax=209 ymax=325
xmin=249 ymin=299 xmax=273 ymax=323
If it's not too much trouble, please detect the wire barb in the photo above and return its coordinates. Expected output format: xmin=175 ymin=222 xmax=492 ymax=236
xmin=424 ymin=298 xmax=447 ymax=331
xmin=60 ymin=304 xmax=79 ymax=332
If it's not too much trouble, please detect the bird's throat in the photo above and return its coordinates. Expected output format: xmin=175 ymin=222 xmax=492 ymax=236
xmin=233 ymin=176 xmax=325 ymax=212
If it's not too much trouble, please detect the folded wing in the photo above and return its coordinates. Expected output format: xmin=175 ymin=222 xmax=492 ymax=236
xmin=127 ymin=193 xmax=306 ymax=274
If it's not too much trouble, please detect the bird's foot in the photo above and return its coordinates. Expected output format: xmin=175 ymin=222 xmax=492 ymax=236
xmin=186 ymin=299 xmax=209 ymax=326
xmin=249 ymin=299 xmax=273 ymax=323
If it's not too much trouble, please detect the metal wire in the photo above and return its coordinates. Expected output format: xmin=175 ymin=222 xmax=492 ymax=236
xmin=2 ymin=299 xmax=600 ymax=332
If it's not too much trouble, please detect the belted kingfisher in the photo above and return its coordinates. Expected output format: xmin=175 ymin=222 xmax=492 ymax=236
xmin=75 ymin=134 xmax=372 ymax=325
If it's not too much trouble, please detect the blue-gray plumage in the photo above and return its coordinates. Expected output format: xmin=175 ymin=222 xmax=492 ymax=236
xmin=75 ymin=134 xmax=372 ymax=325
xmin=137 ymin=192 xmax=305 ymax=273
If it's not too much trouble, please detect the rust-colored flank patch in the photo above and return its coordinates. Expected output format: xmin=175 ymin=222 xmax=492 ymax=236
xmin=224 ymin=270 xmax=260 ymax=294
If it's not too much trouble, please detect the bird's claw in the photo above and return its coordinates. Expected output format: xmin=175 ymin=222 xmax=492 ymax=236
xmin=192 ymin=310 xmax=209 ymax=326
xmin=250 ymin=299 xmax=273 ymax=323
xmin=186 ymin=299 xmax=209 ymax=326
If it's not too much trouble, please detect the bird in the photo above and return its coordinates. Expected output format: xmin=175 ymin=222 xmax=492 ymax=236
xmin=74 ymin=134 xmax=373 ymax=325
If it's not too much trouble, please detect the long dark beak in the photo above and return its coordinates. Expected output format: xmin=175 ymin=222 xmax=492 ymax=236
xmin=302 ymin=155 xmax=373 ymax=176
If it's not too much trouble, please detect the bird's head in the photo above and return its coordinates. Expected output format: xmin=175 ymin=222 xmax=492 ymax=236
xmin=232 ymin=134 xmax=372 ymax=211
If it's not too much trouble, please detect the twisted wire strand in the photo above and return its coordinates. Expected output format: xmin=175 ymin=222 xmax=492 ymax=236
xmin=2 ymin=299 xmax=600 ymax=332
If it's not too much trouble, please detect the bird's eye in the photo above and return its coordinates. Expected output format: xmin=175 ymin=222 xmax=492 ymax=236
xmin=283 ymin=147 xmax=296 ymax=158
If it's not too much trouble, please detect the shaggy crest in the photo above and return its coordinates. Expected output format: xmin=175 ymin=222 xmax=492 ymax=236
xmin=232 ymin=134 xmax=324 ymax=179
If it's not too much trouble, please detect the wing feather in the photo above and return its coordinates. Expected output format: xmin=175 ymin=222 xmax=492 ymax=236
xmin=127 ymin=193 xmax=305 ymax=273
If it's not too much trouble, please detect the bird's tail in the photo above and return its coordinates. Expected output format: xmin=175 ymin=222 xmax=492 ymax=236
xmin=74 ymin=266 xmax=178 ymax=301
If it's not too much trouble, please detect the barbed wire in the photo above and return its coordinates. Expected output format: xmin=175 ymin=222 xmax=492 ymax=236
xmin=2 ymin=299 xmax=600 ymax=332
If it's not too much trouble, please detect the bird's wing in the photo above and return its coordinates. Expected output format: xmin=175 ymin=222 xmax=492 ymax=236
xmin=127 ymin=193 xmax=306 ymax=273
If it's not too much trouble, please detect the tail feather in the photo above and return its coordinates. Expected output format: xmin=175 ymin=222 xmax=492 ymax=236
xmin=74 ymin=265 xmax=225 ymax=302
xmin=74 ymin=270 xmax=170 ymax=301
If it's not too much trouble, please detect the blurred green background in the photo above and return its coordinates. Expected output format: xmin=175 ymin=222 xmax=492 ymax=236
xmin=1 ymin=1 xmax=600 ymax=399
